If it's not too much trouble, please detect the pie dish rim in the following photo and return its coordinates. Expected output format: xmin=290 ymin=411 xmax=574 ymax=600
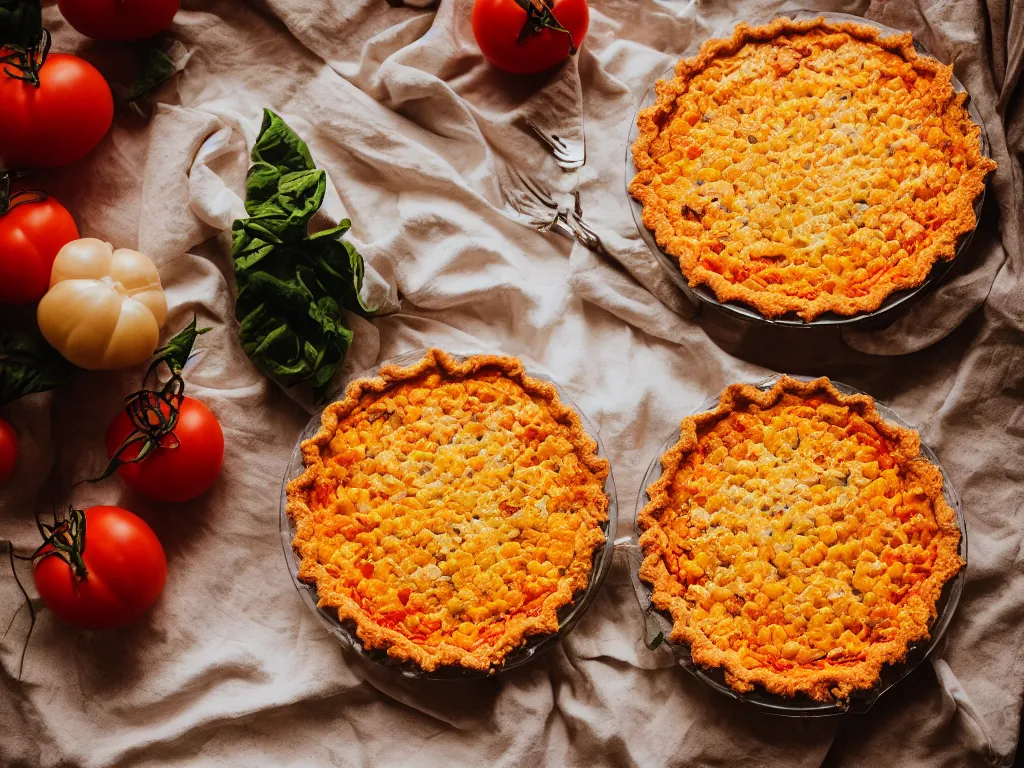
xmin=626 ymin=13 xmax=996 ymax=325
xmin=633 ymin=374 xmax=966 ymax=710
xmin=281 ymin=347 xmax=616 ymax=677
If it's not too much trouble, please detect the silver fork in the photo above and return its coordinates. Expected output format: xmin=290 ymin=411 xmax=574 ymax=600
xmin=522 ymin=117 xmax=586 ymax=172
xmin=565 ymin=190 xmax=610 ymax=257
xmin=501 ymin=167 xmax=610 ymax=257
xmin=502 ymin=166 xmax=569 ymax=236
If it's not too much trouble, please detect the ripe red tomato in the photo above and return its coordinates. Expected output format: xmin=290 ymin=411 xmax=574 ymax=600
xmin=56 ymin=0 xmax=180 ymax=41
xmin=105 ymin=395 xmax=224 ymax=502
xmin=0 ymin=53 xmax=114 ymax=169
xmin=33 ymin=506 xmax=167 ymax=629
xmin=472 ymin=0 xmax=589 ymax=75
xmin=0 ymin=196 xmax=79 ymax=305
xmin=0 ymin=417 xmax=18 ymax=486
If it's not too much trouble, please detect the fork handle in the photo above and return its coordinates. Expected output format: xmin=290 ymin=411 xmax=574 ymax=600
xmin=548 ymin=213 xmax=578 ymax=243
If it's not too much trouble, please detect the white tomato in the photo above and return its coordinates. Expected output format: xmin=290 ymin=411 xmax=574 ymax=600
xmin=37 ymin=238 xmax=167 ymax=370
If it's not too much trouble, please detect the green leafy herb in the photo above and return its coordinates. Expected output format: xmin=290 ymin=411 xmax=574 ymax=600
xmin=645 ymin=631 xmax=665 ymax=651
xmin=153 ymin=315 xmax=210 ymax=375
xmin=0 ymin=0 xmax=41 ymax=50
xmin=0 ymin=326 xmax=71 ymax=406
xmin=126 ymin=48 xmax=176 ymax=101
xmin=233 ymin=110 xmax=375 ymax=400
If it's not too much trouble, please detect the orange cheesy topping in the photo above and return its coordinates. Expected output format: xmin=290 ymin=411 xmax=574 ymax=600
xmin=638 ymin=377 xmax=962 ymax=702
xmin=629 ymin=18 xmax=996 ymax=320
xmin=286 ymin=350 xmax=608 ymax=671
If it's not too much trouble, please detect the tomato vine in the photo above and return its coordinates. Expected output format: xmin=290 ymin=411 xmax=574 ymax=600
xmin=6 ymin=505 xmax=88 ymax=678
xmin=93 ymin=316 xmax=210 ymax=482
xmin=0 ymin=27 xmax=49 ymax=86
xmin=513 ymin=0 xmax=577 ymax=53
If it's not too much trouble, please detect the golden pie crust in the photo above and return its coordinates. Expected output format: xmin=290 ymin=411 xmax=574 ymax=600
xmin=637 ymin=376 xmax=963 ymax=702
xmin=629 ymin=17 xmax=997 ymax=321
xmin=286 ymin=349 xmax=609 ymax=671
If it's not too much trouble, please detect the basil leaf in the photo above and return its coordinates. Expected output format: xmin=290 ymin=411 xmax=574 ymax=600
xmin=251 ymin=109 xmax=315 ymax=174
xmin=126 ymin=48 xmax=176 ymax=101
xmin=0 ymin=327 xmax=71 ymax=405
xmin=234 ymin=243 xmax=276 ymax=272
xmin=0 ymin=0 xmax=41 ymax=49
xmin=340 ymin=239 xmax=374 ymax=316
xmin=242 ymin=161 xmax=284 ymax=212
xmin=645 ymin=632 xmax=665 ymax=651
xmin=154 ymin=315 xmax=210 ymax=375
xmin=309 ymin=220 xmax=352 ymax=241
xmin=232 ymin=110 xmax=376 ymax=401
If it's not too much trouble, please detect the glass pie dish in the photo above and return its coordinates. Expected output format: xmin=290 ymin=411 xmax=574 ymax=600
xmin=624 ymin=375 xmax=968 ymax=716
xmin=279 ymin=348 xmax=618 ymax=679
xmin=624 ymin=10 xmax=991 ymax=329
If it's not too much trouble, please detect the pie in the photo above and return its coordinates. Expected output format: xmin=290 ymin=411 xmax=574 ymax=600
xmin=629 ymin=17 xmax=996 ymax=321
xmin=285 ymin=349 xmax=609 ymax=671
xmin=637 ymin=376 xmax=963 ymax=702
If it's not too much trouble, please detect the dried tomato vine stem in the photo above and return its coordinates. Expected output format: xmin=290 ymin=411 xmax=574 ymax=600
xmin=31 ymin=506 xmax=89 ymax=578
xmin=6 ymin=505 xmax=89 ymax=678
xmin=513 ymin=0 xmax=577 ymax=53
xmin=92 ymin=316 xmax=210 ymax=482
xmin=0 ymin=171 xmax=46 ymax=215
xmin=0 ymin=27 xmax=50 ymax=87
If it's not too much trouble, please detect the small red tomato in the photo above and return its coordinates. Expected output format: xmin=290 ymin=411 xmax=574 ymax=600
xmin=33 ymin=506 xmax=167 ymax=629
xmin=472 ymin=0 xmax=589 ymax=75
xmin=106 ymin=395 xmax=224 ymax=502
xmin=0 ymin=196 xmax=79 ymax=305
xmin=0 ymin=53 xmax=114 ymax=169
xmin=56 ymin=0 xmax=181 ymax=41
xmin=0 ymin=417 xmax=18 ymax=486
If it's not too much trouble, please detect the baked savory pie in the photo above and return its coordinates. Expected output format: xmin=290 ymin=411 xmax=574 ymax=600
xmin=286 ymin=349 xmax=609 ymax=671
xmin=629 ymin=17 xmax=997 ymax=321
xmin=637 ymin=377 xmax=963 ymax=702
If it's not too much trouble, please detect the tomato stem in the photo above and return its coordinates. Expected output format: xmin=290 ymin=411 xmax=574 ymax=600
xmin=5 ymin=544 xmax=35 ymax=679
xmin=32 ymin=506 xmax=89 ymax=580
xmin=512 ymin=0 xmax=578 ymax=54
xmin=0 ymin=171 xmax=47 ymax=215
xmin=7 ymin=505 xmax=90 ymax=678
xmin=0 ymin=28 xmax=50 ymax=87
xmin=91 ymin=317 xmax=210 ymax=482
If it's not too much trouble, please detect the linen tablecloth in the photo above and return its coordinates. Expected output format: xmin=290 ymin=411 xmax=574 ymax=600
xmin=2 ymin=0 xmax=1022 ymax=765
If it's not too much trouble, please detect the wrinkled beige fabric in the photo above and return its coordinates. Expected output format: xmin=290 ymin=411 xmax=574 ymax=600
xmin=1 ymin=0 xmax=1022 ymax=765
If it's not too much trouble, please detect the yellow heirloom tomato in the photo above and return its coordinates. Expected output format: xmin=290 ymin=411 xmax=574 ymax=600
xmin=37 ymin=238 xmax=167 ymax=370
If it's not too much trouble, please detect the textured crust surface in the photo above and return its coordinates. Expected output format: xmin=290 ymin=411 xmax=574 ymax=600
xmin=286 ymin=349 xmax=609 ymax=672
xmin=637 ymin=377 xmax=963 ymax=702
xmin=629 ymin=17 xmax=997 ymax=321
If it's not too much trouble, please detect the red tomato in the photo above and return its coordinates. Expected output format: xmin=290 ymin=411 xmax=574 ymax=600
xmin=0 ymin=53 xmax=114 ymax=170
xmin=105 ymin=395 xmax=224 ymax=502
xmin=472 ymin=0 xmax=589 ymax=75
xmin=33 ymin=506 xmax=167 ymax=629
xmin=57 ymin=0 xmax=180 ymax=41
xmin=0 ymin=196 xmax=79 ymax=305
xmin=0 ymin=417 xmax=18 ymax=486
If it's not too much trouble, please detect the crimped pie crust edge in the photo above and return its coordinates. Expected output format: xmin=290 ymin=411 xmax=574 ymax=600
xmin=636 ymin=376 xmax=963 ymax=702
xmin=629 ymin=17 xmax=997 ymax=321
xmin=285 ymin=348 xmax=610 ymax=672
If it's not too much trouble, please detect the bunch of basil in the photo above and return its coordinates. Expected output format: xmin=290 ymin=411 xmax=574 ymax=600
xmin=232 ymin=110 xmax=375 ymax=400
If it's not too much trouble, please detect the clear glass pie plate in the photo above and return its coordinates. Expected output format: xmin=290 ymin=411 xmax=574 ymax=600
xmin=624 ymin=375 xmax=968 ymax=716
xmin=624 ymin=10 xmax=992 ymax=329
xmin=279 ymin=348 xmax=618 ymax=680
